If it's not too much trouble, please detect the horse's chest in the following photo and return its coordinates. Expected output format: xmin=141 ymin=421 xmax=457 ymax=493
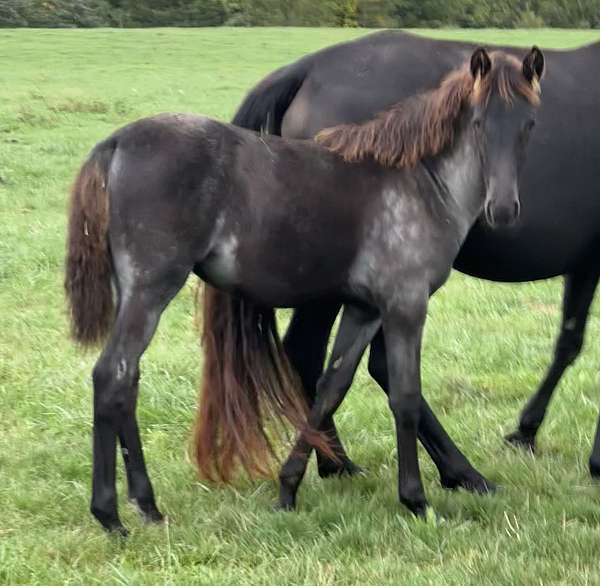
xmin=349 ymin=189 xmax=449 ymax=297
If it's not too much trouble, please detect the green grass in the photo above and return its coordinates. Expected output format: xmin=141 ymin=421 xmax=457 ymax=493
xmin=2 ymin=27 xmax=600 ymax=585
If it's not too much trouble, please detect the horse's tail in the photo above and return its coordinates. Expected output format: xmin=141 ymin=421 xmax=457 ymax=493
xmin=232 ymin=55 xmax=312 ymax=134
xmin=194 ymin=286 xmax=335 ymax=482
xmin=65 ymin=138 xmax=117 ymax=347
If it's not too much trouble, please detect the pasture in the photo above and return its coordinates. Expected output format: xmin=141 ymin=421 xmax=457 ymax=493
xmin=2 ymin=27 xmax=600 ymax=585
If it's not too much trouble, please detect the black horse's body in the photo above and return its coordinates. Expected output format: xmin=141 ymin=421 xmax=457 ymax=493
xmin=234 ymin=30 xmax=600 ymax=470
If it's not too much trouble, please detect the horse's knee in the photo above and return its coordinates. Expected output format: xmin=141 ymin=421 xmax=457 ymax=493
xmin=389 ymin=393 xmax=420 ymax=428
xmin=92 ymin=358 xmax=137 ymax=420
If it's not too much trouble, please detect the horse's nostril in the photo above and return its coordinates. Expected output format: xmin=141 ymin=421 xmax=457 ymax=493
xmin=514 ymin=200 xmax=521 ymax=218
xmin=485 ymin=201 xmax=495 ymax=225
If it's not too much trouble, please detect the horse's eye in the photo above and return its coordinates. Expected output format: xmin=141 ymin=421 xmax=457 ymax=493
xmin=473 ymin=118 xmax=483 ymax=129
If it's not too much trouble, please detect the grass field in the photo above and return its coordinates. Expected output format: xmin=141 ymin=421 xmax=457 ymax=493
xmin=2 ymin=27 xmax=600 ymax=585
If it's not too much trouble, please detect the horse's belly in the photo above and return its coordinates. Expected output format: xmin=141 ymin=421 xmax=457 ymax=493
xmin=234 ymin=242 xmax=355 ymax=307
xmin=454 ymin=220 xmax=593 ymax=282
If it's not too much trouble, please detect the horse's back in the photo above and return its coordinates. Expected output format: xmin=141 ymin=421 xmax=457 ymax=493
xmin=279 ymin=32 xmax=600 ymax=280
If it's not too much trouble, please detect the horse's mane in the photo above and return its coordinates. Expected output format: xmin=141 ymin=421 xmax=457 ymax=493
xmin=315 ymin=52 xmax=541 ymax=168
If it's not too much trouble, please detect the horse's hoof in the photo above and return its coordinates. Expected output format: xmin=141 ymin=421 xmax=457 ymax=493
xmin=273 ymin=499 xmax=296 ymax=512
xmin=441 ymin=472 xmax=496 ymax=495
xmin=318 ymin=458 xmax=364 ymax=479
xmin=409 ymin=502 xmax=431 ymax=519
xmin=92 ymin=506 xmax=128 ymax=536
xmin=400 ymin=496 xmax=430 ymax=519
xmin=589 ymin=460 xmax=600 ymax=479
xmin=504 ymin=429 xmax=536 ymax=453
xmin=107 ymin=523 xmax=129 ymax=538
xmin=129 ymin=498 xmax=164 ymax=524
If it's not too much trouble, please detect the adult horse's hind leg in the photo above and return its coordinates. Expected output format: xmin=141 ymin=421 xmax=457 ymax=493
xmin=505 ymin=269 xmax=598 ymax=452
xmin=278 ymin=304 xmax=381 ymax=510
xmin=284 ymin=301 xmax=362 ymax=478
xmin=368 ymin=331 xmax=494 ymax=494
xmin=91 ymin=264 xmax=190 ymax=534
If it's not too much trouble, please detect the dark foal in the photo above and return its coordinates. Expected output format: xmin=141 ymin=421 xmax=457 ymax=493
xmin=66 ymin=48 xmax=543 ymax=533
xmin=233 ymin=31 xmax=600 ymax=476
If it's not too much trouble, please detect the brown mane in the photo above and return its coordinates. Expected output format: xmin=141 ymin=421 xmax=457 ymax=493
xmin=315 ymin=52 xmax=541 ymax=168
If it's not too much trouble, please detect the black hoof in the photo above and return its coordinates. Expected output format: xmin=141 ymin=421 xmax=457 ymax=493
xmin=504 ymin=429 xmax=536 ymax=453
xmin=110 ymin=523 xmax=129 ymax=538
xmin=318 ymin=458 xmax=364 ymax=479
xmin=92 ymin=505 xmax=128 ymax=536
xmin=129 ymin=498 xmax=164 ymax=524
xmin=274 ymin=499 xmax=296 ymax=512
xmin=441 ymin=471 xmax=497 ymax=495
xmin=589 ymin=460 xmax=600 ymax=478
xmin=407 ymin=502 xmax=430 ymax=519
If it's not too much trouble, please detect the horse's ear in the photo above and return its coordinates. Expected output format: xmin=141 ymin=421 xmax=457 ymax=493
xmin=523 ymin=46 xmax=545 ymax=83
xmin=470 ymin=47 xmax=492 ymax=80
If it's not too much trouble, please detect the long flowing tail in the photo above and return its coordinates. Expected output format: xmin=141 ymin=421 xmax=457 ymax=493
xmin=194 ymin=286 xmax=335 ymax=482
xmin=65 ymin=139 xmax=116 ymax=346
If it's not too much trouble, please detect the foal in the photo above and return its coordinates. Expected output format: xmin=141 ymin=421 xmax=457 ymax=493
xmin=66 ymin=48 xmax=543 ymax=533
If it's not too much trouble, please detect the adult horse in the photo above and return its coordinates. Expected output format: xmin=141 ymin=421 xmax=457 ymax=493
xmin=233 ymin=30 xmax=600 ymax=477
xmin=65 ymin=48 xmax=542 ymax=532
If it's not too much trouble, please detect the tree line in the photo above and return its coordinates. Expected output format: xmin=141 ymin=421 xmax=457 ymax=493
xmin=2 ymin=0 xmax=600 ymax=29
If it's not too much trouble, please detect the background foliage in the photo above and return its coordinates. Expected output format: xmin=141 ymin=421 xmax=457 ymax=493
xmin=2 ymin=0 xmax=600 ymax=28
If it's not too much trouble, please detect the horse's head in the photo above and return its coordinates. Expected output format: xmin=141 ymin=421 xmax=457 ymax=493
xmin=469 ymin=47 xmax=544 ymax=227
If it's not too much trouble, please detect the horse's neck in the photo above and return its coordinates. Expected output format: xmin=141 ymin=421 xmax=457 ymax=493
xmin=429 ymin=125 xmax=484 ymax=238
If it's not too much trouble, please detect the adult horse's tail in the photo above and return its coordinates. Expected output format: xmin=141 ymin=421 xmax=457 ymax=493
xmin=232 ymin=55 xmax=312 ymax=134
xmin=194 ymin=287 xmax=335 ymax=482
xmin=65 ymin=139 xmax=117 ymax=346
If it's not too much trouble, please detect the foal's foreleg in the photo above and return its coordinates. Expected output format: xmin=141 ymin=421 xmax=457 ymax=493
xmin=284 ymin=301 xmax=362 ymax=478
xmin=91 ymin=271 xmax=188 ymax=534
xmin=368 ymin=331 xmax=494 ymax=494
xmin=382 ymin=303 xmax=428 ymax=517
xmin=278 ymin=304 xmax=381 ymax=510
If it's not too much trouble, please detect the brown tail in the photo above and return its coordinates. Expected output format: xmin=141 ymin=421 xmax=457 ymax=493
xmin=65 ymin=139 xmax=116 ymax=346
xmin=194 ymin=286 xmax=336 ymax=482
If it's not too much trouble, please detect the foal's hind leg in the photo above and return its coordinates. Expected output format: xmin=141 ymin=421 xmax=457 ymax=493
xmin=505 ymin=270 xmax=598 ymax=452
xmin=278 ymin=304 xmax=380 ymax=510
xmin=284 ymin=302 xmax=362 ymax=478
xmin=118 ymin=415 xmax=163 ymax=523
xmin=91 ymin=265 xmax=190 ymax=534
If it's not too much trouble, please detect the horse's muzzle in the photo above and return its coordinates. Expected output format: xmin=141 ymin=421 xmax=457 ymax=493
xmin=485 ymin=195 xmax=521 ymax=228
